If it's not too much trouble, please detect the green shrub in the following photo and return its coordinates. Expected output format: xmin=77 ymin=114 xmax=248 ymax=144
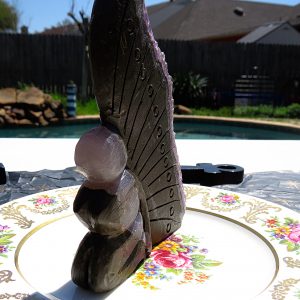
xmin=234 ymin=105 xmax=274 ymax=117
xmin=273 ymin=106 xmax=288 ymax=118
xmin=191 ymin=107 xmax=212 ymax=116
xmin=50 ymin=92 xmax=67 ymax=105
xmin=256 ymin=105 xmax=274 ymax=117
xmin=191 ymin=107 xmax=233 ymax=117
xmin=217 ymin=107 xmax=234 ymax=117
xmin=17 ymin=82 xmax=30 ymax=90
xmin=286 ymin=103 xmax=300 ymax=118
xmin=233 ymin=104 xmax=300 ymax=119
xmin=191 ymin=104 xmax=300 ymax=119
xmin=173 ymin=72 xmax=208 ymax=107
xmin=233 ymin=106 xmax=248 ymax=117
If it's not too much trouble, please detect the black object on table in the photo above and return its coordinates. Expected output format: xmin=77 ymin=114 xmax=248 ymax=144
xmin=181 ymin=163 xmax=244 ymax=186
xmin=0 ymin=163 xmax=6 ymax=185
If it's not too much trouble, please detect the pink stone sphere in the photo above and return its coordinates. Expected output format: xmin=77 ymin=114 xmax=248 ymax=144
xmin=75 ymin=126 xmax=127 ymax=192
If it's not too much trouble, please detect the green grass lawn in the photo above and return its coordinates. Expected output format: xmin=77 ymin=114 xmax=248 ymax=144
xmin=51 ymin=93 xmax=99 ymax=116
xmin=192 ymin=104 xmax=300 ymax=122
xmin=51 ymin=93 xmax=300 ymax=124
xmin=76 ymin=100 xmax=99 ymax=116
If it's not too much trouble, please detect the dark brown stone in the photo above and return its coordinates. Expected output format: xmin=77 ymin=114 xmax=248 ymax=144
xmin=17 ymin=87 xmax=45 ymax=106
xmin=43 ymin=94 xmax=53 ymax=104
xmin=0 ymin=88 xmax=17 ymax=105
xmin=174 ymin=105 xmax=193 ymax=115
xmin=43 ymin=108 xmax=56 ymax=120
xmin=18 ymin=118 xmax=34 ymax=125
xmin=0 ymin=87 xmax=65 ymax=126
xmin=49 ymin=117 xmax=59 ymax=123
xmin=28 ymin=110 xmax=43 ymax=119
xmin=9 ymin=112 xmax=16 ymax=118
xmin=54 ymin=109 xmax=66 ymax=119
xmin=49 ymin=100 xmax=63 ymax=111
xmin=38 ymin=115 xmax=49 ymax=126
xmin=12 ymin=108 xmax=26 ymax=119
xmin=4 ymin=114 xmax=16 ymax=124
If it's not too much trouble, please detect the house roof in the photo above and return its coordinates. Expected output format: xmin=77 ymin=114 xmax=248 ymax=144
xmin=237 ymin=21 xmax=285 ymax=43
xmin=289 ymin=3 xmax=300 ymax=29
xmin=147 ymin=0 xmax=300 ymax=40
xmin=237 ymin=21 xmax=300 ymax=45
xmin=40 ymin=0 xmax=300 ymax=40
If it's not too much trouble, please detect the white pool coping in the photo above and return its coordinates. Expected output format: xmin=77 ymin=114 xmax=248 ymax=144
xmin=1 ymin=138 xmax=300 ymax=174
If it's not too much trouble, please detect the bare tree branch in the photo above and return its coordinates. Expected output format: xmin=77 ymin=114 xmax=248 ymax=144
xmin=69 ymin=0 xmax=75 ymax=15
xmin=79 ymin=10 xmax=85 ymax=20
xmin=67 ymin=0 xmax=89 ymax=34
xmin=67 ymin=11 xmax=84 ymax=34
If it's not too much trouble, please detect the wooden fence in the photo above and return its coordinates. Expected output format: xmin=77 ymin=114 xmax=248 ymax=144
xmin=0 ymin=33 xmax=90 ymax=97
xmin=157 ymin=40 xmax=300 ymax=106
xmin=1 ymin=33 xmax=300 ymax=105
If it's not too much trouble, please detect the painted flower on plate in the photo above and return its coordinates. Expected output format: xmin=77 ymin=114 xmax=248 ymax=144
xmin=152 ymin=250 xmax=192 ymax=269
xmin=0 ymin=245 xmax=8 ymax=254
xmin=131 ymin=234 xmax=222 ymax=290
xmin=212 ymin=192 xmax=240 ymax=206
xmin=29 ymin=195 xmax=57 ymax=208
xmin=0 ymin=225 xmax=9 ymax=231
xmin=288 ymin=226 xmax=300 ymax=243
xmin=0 ymin=224 xmax=15 ymax=262
xmin=264 ymin=217 xmax=300 ymax=253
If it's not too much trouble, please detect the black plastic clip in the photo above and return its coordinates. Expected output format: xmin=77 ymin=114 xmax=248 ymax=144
xmin=181 ymin=163 xmax=244 ymax=186
xmin=0 ymin=163 xmax=6 ymax=185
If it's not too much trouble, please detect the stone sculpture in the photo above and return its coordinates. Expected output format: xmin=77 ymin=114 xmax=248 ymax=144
xmin=71 ymin=0 xmax=186 ymax=292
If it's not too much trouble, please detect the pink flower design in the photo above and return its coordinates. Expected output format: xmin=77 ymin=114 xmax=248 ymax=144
xmin=36 ymin=197 xmax=52 ymax=205
xmin=213 ymin=192 xmax=240 ymax=207
xmin=220 ymin=195 xmax=235 ymax=203
xmin=0 ymin=225 xmax=9 ymax=231
xmin=168 ymin=235 xmax=183 ymax=243
xmin=152 ymin=250 xmax=192 ymax=269
xmin=0 ymin=245 xmax=8 ymax=253
xmin=29 ymin=195 xmax=57 ymax=208
xmin=288 ymin=226 xmax=300 ymax=243
xmin=132 ymin=234 xmax=222 ymax=290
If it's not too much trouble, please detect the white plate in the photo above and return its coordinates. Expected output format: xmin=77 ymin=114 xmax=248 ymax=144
xmin=0 ymin=185 xmax=299 ymax=299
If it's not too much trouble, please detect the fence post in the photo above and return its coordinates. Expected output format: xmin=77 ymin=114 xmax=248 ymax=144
xmin=66 ymin=82 xmax=77 ymax=117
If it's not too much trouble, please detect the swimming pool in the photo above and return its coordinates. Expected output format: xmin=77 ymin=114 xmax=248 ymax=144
xmin=174 ymin=120 xmax=300 ymax=140
xmin=0 ymin=119 xmax=300 ymax=139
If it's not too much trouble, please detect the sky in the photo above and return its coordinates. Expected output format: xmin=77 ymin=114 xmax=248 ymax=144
xmin=5 ymin=0 xmax=300 ymax=33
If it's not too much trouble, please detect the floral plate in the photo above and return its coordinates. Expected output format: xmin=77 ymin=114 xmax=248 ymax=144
xmin=0 ymin=185 xmax=299 ymax=300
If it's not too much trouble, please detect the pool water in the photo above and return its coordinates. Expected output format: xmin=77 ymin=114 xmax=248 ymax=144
xmin=0 ymin=123 xmax=97 ymax=139
xmin=0 ymin=121 xmax=299 ymax=139
xmin=174 ymin=122 xmax=300 ymax=140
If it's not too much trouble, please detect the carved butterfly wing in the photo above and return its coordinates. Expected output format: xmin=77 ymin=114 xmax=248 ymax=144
xmin=89 ymin=0 xmax=185 ymax=245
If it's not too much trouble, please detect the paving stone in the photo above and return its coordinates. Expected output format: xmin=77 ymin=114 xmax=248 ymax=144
xmin=0 ymin=168 xmax=299 ymax=213
xmin=217 ymin=171 xmax=300 ymax=212
xmin=0 ymin=167 xmax=84 ymax=205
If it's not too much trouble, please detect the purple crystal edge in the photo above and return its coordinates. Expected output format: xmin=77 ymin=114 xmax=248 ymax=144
xmin=141 ymin=0 xmax=186 ymax=205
